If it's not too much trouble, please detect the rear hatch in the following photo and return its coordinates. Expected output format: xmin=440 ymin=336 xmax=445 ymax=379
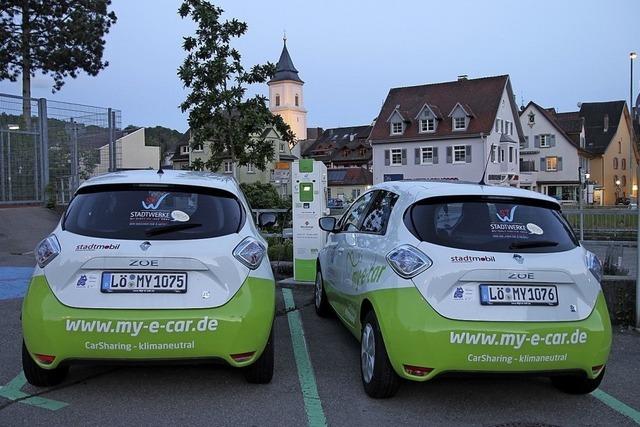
xmin=43 ymin=183 xmax=252 ymax=309
xmin=405 ymin=195 xmax=601 ymax=322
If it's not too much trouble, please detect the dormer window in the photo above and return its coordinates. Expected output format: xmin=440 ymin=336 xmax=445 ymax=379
xmin=453 ymin=117 xmax=467 ymax=130
xmin=391 ymin=122 xmax=403 ymax=135
xmin=275 ymin=94 xmax=281 ymax=107
xmin=420 ymin=118 xmax=436 ymax=133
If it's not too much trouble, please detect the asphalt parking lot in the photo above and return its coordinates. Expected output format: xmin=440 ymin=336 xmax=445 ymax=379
xmin=1 ymin=207 xmax=640 ymax=426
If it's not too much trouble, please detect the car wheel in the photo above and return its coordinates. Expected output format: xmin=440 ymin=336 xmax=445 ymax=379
xmin=22 ymin=341 xmax=68 ymax=387
xmin=314 ymin=268 xmax=331 ymax=317
xmin=360 ymin=311 xmax=400 ymax=398
xmin=551 ymin=367 xmax=605 ymax=394
xmin=243 ymin=327 xmax=274 ymax=384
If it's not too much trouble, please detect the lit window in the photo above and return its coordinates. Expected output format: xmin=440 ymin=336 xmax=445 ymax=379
xmin=421 ymin=147 xmax=434 ymax=164
xmin=391 ymin=122 xmax=403 ymax=135
xmin=546 ymin=157 xmax=558 ymax=171
xmin=420 ymin=119 xmax=435 ymax=133
xmin=453 ymin=117 xmax=466 ymax=130
xmin=390 ymin=148 xmax=403 ymax=165
xmin=275 ymin=94 xmax=280 ymax=107
xmin=453 ymin=145 xmax=466 ymax=163
xmin=223 ymin=161 xmax=233 ymax=174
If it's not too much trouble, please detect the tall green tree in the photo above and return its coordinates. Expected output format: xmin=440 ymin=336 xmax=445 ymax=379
xmin=178 ymin=0 xmax=295 ymax=176
xmin=0 ymin=0 xmax=117 ymax=128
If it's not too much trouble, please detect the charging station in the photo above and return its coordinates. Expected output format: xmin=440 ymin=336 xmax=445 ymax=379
xmin=292 ymin=159 xmax=328 ymax=282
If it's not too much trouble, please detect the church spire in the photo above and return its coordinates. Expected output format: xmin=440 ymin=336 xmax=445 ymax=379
xmin=270 ymin=37 xmax=303 ymax=84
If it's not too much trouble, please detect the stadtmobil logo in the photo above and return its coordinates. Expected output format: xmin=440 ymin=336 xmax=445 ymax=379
xmin=76 ymin=243 xmax=121 ymax=251
xmin=451 ymin=254 xmax=496 ymax=263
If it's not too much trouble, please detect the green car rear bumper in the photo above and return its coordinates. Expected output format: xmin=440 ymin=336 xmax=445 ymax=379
xmin=368 ymin=287 xmax=612 ymax=381
xmin=22 ymin=275 xmax=275 ymax=369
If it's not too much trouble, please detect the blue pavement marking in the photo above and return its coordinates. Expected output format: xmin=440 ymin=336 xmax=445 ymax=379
xmin=0 ymin=267 xmax=33 ymax=300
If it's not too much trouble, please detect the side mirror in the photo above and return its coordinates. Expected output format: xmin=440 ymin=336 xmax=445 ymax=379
xmin=258 ymin=212 xmax=277 ymax=228
xmin=319 ymin=216 xmax=337 ymax=232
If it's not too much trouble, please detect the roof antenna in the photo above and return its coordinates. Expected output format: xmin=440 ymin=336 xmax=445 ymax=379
xmin=478 ymin=133 xmax=493 ymax=186
xmin=283 ymin=30 xmax=287 ymax=45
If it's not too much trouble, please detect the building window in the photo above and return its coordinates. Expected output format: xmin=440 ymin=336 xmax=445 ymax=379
xmin=500 ymin=149 xmax=505 ymax=163
xmin=180 ymin=145 xmax=189 ymax=155
xmin=246 ymin=163 xmax=255 ymax=173
xmin=613 ymin=157 xmax=619 ymax=169
xmin=509 ymin=146 xmax=514 ymax=163
xmin=521 ymin=136 xmax=529 ymax=149
xmin=420 ymin=119 xmax=435 ymax=133
xmin=279 ymin=142 xmax=285 ymax=153
xmin=495 ymin=118 xmax=501 ymax=132
xmin=540 ymin=134 xmax=550 ymax=148
xmin=192 ymin=143 xmax=203 ymax=152
xmin=275 ymin=94 xmax=280 ymax=107
xmin=295 ymin=94 xmax=299 ymax=106
xmin=223 ymin=161 xmax=233 ymax=174
xmin=618 ymin=141 xmax=621 ymax=153
xmin=622 ymin=158 xmax=627 ymax=170
xmin=391 ymin=122 xmax=403 ymax=135
xmin=453 ymin=145 xmax=466 ymax=163
xmin=622 ymin=175 xmax=627 ymax=186
xmin=360 ymin=148 xmax=366 ymax=156
xmin=490 ymin=146 xmax=496 ymax=163
xmin=390 ymin=148 xmax=403 ymax=166
xmin=421 ymin=147 xmax=434 ymax=164
xmin=453 ymin=117 xmax=466 ymax=130
xmin=528 ymin=112 xmax=535 ymax=125
xmin=546 ymin=157 xmax=558 ymax=171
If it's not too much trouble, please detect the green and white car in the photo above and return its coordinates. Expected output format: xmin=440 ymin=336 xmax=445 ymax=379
xmin=316 ymin=180 xmax=611 ymax=398
xmin=23 ymin=170 xmax=276 ymax=386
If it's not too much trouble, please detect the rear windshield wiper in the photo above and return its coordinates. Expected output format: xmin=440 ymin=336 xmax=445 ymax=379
xmin=509 ymin=240 xmax=559 ymax=249
xmin=144 ymin=223 xmax=202 ymax=237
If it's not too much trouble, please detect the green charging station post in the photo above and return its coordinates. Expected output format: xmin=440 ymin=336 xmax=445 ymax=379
xmin=292 ymin=159 xmax=328 ymax=282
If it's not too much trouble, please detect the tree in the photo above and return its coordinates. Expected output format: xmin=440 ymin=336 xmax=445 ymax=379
xmin=240 ymin=182 xmax=289 ymax=209
xmin=178 ymin=0 xmax=295 ymax=176
xmin=0 ymin=0 xmax=117 ymax=128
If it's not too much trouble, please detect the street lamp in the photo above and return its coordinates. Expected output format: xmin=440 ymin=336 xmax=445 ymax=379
xmin=634 ymin=51 xmax=640 ymax=330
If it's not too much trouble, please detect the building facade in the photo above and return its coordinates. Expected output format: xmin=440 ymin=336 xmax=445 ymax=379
xmin=302 ymin=125 xmax=373 ymax=170
xmin=518 ymin=102 xmax=590 ymax=202
xmin=94 ymin=128 xmax=160 ymax=175
xmin=369 ymin=75 xmax=523 ymax=185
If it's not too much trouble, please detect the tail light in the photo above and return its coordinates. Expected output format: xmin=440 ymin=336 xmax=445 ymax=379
xmin=386 ymin=245 xmax=432 ymax=279
xmin=35 ymin=234 xmax=61 ymax=268
xmin=585 ymin=251 xmax=603 ymax=282
xmin=404 ymin=365 xmax=433 ymax=377
xmin=35 ymin=354 xmax=56 ymax=364
xmin=231 ymin=351 xmax=255 ymax=362
xmin=233 ymin=237 xmax=266 ymax=270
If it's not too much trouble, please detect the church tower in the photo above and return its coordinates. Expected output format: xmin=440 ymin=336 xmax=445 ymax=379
xmin=268 ymin=37 xmax=307 ymax=141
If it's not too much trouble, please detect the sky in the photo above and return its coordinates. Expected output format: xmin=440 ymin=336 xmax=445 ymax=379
xmin=1 ymin=0 xmax=639 ymax=133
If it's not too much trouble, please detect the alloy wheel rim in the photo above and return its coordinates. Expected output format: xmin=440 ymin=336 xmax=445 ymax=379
xmin=361 ymin=323 xmax=375 ymax=383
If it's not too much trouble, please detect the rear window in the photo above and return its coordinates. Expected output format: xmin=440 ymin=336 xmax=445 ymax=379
xmin=404 ymin=196 xmax=578 ymax=253
xmin=64 ymin=184 xmax=244 ymax=240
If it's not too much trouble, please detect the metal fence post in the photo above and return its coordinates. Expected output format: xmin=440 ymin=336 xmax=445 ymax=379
xmin=578 ymin=167 xmax=584 ymax=241
xmin=636 ymin=163 xmax=640 ymax=329
xmin=38 ymin=98 xmax=49 ymax=199
xmin=70 ymin=119 xmax=78 ymax=191
xmin=0 ymin=132 xmax=5 ymax=201
xmin=108 ymin=108 xmax=115 ymax=172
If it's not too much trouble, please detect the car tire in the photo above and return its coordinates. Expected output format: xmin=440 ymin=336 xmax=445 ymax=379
xmin=243 ymin=327 xmax=274 ymax=384
xmin=360 ymin=311 xmax=400 ymax=398
xmin=22 ymin=342 xmax=68 ymax=387
xmin=314 ymin=268 xmax=332 ymax=317
xmin=551 ymin=367 xmax=605 ymax=394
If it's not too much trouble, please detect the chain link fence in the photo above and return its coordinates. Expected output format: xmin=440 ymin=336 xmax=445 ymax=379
xmin=0 ymin=93 xmax=121 ymax=206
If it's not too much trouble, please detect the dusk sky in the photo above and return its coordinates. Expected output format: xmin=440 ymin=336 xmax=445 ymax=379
xmin=1 ymin=0 xmax=639 ymax=132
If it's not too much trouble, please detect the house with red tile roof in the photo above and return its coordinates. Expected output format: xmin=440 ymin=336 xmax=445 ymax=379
xmin=369 ymin=75 xmax=523 ymax=185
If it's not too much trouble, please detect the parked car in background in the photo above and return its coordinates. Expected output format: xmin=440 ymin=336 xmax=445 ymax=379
xmin=328 ymin=198 xmax=344 ymax=209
